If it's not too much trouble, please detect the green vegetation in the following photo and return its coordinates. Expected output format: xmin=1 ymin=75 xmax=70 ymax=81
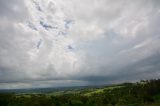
xmin=0 ymin=79 xmax=160 ymax=106
xmin=84 ymin=86 xmax=124 ymax=96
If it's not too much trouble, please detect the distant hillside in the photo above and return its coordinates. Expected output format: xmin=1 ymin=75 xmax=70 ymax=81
xmin=0 ymin=85 xmax=107 ymax=94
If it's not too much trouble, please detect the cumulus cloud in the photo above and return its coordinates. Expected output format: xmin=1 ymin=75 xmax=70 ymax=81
xmin=0 ymin=0 xmax=160 ymax=89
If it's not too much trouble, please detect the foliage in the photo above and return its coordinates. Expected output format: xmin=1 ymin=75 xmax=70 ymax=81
xmin=0 ymin=79 xmax=160 ymax=106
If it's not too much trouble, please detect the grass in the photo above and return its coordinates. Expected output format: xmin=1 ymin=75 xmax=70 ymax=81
xmin=84 ymin=85 xmax=124 ymax=96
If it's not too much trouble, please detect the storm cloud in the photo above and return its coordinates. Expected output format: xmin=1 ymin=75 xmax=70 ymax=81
xmin=0 ymin=0 xmax=160 ymax=89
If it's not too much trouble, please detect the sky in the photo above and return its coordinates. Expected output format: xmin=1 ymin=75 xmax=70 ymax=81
xmin=0 ymin=0 xmax=160 ymax=89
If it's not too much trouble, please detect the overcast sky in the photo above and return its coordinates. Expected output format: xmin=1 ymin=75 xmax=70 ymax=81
xmin=0 ymin=0 xmax=160 ymax=89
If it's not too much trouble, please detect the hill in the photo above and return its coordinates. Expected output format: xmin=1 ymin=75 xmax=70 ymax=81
xmin=0 ymin=79 xmax=160 ymax=106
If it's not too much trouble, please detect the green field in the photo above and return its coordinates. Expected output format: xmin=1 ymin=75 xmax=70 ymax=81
xmin=83 ymin=86 xmax=124 ymax=96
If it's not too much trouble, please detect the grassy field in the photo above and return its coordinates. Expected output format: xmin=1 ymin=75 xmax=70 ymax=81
xmin=83 ymin=86 xmax=124 ymax=96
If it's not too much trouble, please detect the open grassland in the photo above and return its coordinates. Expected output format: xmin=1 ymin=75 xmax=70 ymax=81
xmin=83 ymin=85 xmax=124 ymax=96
